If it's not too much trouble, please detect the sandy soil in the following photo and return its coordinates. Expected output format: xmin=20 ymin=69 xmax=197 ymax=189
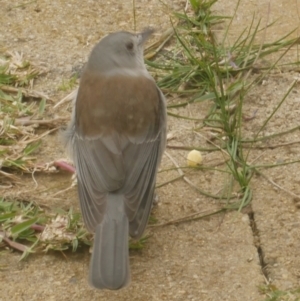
xmin=1 ymin=0 xmax=300 ymax=300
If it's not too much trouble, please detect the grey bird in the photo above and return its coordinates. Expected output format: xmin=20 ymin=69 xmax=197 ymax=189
xmin=64 ymin=29 xmax=167 ymax=290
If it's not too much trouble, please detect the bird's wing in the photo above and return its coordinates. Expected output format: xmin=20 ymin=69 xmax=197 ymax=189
xmin=68 ymin=70 xmax=166 ymax=234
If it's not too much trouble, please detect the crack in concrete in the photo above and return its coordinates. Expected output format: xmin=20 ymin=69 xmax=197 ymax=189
xmin=248 ymin=211 xmax=269 ymax=281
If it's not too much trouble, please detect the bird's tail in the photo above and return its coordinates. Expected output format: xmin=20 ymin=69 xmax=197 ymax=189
xmin=89 ymin=194 xmax=130 ymax=290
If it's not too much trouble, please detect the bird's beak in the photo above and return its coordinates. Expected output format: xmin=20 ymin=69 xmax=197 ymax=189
xmin=138 ymin=28 xmax=154 ymax=45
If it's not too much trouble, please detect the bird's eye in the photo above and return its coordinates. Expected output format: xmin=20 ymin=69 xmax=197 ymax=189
xmin=126 ymin=42 xmax=134 ymax=51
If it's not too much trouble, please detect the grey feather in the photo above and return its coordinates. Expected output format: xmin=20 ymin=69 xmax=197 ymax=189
xmin=89 ymin=194 xmax=130 ymax=290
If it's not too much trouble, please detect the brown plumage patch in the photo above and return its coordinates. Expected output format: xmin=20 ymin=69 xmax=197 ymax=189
xmin=75 ymin=70 xmax=161 ymax=138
